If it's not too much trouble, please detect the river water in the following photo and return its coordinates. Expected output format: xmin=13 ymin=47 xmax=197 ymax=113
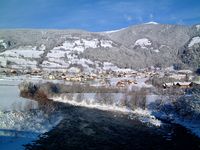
xmin=0 ymin=76 xmax=200 ymax=150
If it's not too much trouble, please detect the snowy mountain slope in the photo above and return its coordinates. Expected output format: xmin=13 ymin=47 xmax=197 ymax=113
xmin=0 ymin=23 xmax=199 ymax=70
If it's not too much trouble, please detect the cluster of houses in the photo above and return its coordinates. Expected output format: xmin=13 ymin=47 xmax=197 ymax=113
xmin=46 ymin=73 xmax=98 ymax=82
xmin=116 ymin=79 xmax=137 ymax=87
xmin=161 ymin=69 xmax=199 ymax=88
xmin=1 ymin=66 xmax=200 ymax=89
xmin=0 ymin=68 xmax=43 ymax=76
xmin=0 ymin=66 xmax=160 ymax=80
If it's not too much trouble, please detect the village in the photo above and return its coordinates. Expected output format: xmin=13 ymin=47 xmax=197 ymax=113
xmin=1 ymin=66 xmax=200 ymax=89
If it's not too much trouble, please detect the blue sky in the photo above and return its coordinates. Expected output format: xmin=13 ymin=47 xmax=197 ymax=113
xmin=0 ymin=0 xmax=200 ymax=31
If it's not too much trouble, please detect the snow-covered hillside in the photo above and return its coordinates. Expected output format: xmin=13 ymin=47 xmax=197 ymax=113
xmin=0 ymin=23 xmax=199 ymax=70
xmin=0 ymin=46 xmax=44 ymax=68
xmin=0 ymin=34 xmax=133 ymax=73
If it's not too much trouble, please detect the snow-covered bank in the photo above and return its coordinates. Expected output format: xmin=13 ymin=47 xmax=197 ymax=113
xmin=147 ymin=93 xmax=200 ymax=138
xmin=0 ymin=110 xmax=62 ymax=150
xmin=52 ymin=94 xmax=161 ymax=127
xmin=0 ymin=110 xmax=62 ymax=134
xmin=0 ymin=77 xmax=63 ymax=149
xmin=152 ymin=110 xmax=200 ymax=138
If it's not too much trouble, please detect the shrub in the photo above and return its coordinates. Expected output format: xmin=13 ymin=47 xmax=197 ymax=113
xmin=196 ymin=68 xmax=200 ymax=75
xmin=19 ymin=81 xmax=124 ymax=103
xmin=173 ymin=63 xmax=183 ymax=70
xmin=128 ymin=88 xmax=148 ymax=110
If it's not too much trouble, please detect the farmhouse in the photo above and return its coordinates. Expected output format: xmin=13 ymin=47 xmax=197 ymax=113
xmin=174 ymin=82 xmax=193 ymax=88
xmin=163 ymin=82 xmax=193 ymax=88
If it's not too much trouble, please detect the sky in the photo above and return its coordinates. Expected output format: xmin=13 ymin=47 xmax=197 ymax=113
xmin=0 ymin=0 xmax=200 ymax=31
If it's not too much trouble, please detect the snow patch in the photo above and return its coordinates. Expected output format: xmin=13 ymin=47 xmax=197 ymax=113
xmin=1 ymin=49 xmax=43 ymax=58
xmin=39 ymin=44 xmax=46 ymax=51
xmin=0 ymin=110 xmax=62 ymax=133
xmin=144 ymin=22 xmax=159 ymax=25
xmin=53 ymin=38 xmax=113 ymax=52
xmin=134 ymin=38 xmax=152 ymax=49
xmin=188 ymin=37 xmax=200 ymax=47
xmin=131 ymin=108 xmax=162 ymax=126
xmin=196 ymin=25 xmax=200 ymax=31
xmin=152 ymin=49 xmax=160 ymax=53
xmin=0 ymin=45 xmax=45 ymax=68
xmin=0 ymin=39 xmax=7 ymax=49
xmin=0 ymin=56 xmax=38 ymax=68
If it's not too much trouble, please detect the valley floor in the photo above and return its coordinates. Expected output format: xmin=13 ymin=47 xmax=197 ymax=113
xmin=0 ymin=72 xmax=200 ymax=149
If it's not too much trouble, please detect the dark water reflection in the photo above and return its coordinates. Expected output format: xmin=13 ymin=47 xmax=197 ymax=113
xmin=25 ymin=102 xmax=200 ymax=150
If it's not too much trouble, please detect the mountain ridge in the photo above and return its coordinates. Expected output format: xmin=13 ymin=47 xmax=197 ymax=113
xmin=0 ymin=23 xmax=200 ymax=71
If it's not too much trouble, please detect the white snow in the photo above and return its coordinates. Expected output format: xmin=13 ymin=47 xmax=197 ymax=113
xmin=68 ymin=67 xmax=81 ymax=73
xmin=103 ymin=62 xmax=119 ymax=71
xmin=42 ymin=60 xmax=68 ymax=68
xmin=196 ymin=25 xmax=200 ymax=31
xmin=39 ymin=44 xmax=46 ymax=51
xmin=0 ymin=40 xmax=7 ymax=49
xmin=81 ymin=39 xmax=98 ymax=48
xmin=103 ymin=27 xmax=127 ymax=33
xmin=188 ymin=36 xmax=200 ymax=47
xmin=134 ymin=38 xmax=152 ymax=49
xmin=152 ymin=49 xmax=160 ymax=53
xmin=53 ymin=38 xmax=113 ymax=53
xmin=0 ymin=45 xmax=45 ymax=68
xmin=145 ymin=92 xmax=200 ymax=138
xmin=100 ymin=40 xmax=113 ymax=48
xmin=0 ymin=77 xmax=63 ymax=149
xmin=144 ymin=22 xmax=159 ymax=25
xmin=102 ymin=62 xmax=133 ymax=72
xmin=0 ymin=80 xmax=38 ymax=111
xmin=1 ymin=49 xmax=43 ymax=58
xmin=0 ymin=56 xmax=38 ymax=68
xmin=18 ymin=46 xmax=37 ymax=51
xmin=131 ymin=108 xmax=162 ymax=126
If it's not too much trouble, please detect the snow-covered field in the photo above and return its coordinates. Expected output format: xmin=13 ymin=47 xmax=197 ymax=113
xmin=0 ymin=78 xmax=38 ymax=111
xmin=134 ymin=38 xmax=152 ymax=49
xmin=0 ymin=46 xmax=45 ymax=69
xmin=0 ymin=77 xmax=63 ymax=150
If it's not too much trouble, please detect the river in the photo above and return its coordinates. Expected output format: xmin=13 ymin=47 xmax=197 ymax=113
xmin=0 ymin=76 xmax=200 ymax=150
